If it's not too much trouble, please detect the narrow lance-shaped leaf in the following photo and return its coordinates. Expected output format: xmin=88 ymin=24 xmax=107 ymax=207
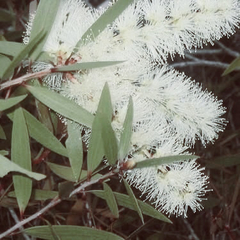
xmin=55 ymin=61 xmax=124 ymax=72
xmin=66 ymin=121 xmax=83 ymax=182
xmin=47 ymin=162 xmax=76 ymax=182
xmin=76 ymin=0 xmax=135 ymax=48
xmin=0 ymin=41 xmax=24 ymax=57
xmin=135 ymin=155 xmax=199 ymax=169
xmin=87 ymin=83 xmax=113 ymax=173
xmin=29 ymin=0 xmax=60 ymax=60
xmin=0 ymin=154 xmax=45 ymax=180
xmin=118 ymin=97 xmax=133 ymax=160
xmin=91 ymin=190 xmax=171 ymax=223
xmin=11 ymin=107 xmax=32 ymax=215
xmin=24 ymin=225 xmax=124 ymax=240
xmin=0 ymin=124 xmax=6 ymax=140
xmin=0 ymin=54 xmax=11 ymax=79
xmin=26 ymin=85 xmax=94 ymax=128
xmin=222 ymin=56 xmax=240 ymax=76
xmin=0 ymin=94 xmax=27 ymax=111
xmin=100 ymin=115 xmax=118 ymax=165
xmin=123 ymin=179 xmax=144 ymax=224
xmin=23 ymin=109 xmax=68 ymax=157
xmin=2 ymin=30 xmax=46 ymax=79
xmin=103 ymin=182 xmax=119 ymax=218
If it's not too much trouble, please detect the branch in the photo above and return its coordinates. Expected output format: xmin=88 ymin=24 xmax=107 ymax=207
xmin=170 ymin=60 xmax=229 ymax=69
xmin=0 ymin=69 xmax=52 ymax=91
xmin=0 ymin=169 xmax=118 ymax=239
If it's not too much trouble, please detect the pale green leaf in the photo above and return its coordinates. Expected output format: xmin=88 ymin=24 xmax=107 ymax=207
xmin=87 ymin=83 xmax=113 ymax=172
xmin=0 ymin=155 xmax=45 ymax=180
xmin=11 ymin=107 xmax=32 ymax=214
xmin=222 ymin=56 xmax=240 ymax=76
xmin=123 ymin=179 xmax=144 ymax=224
xmin=0 ymin=54 xmax=11 ymax=78
xmin=0 ymin=124 xmax=6 ymax=140
xmin=26 ymin=85 xmax=94 ymax=128
xmin=0 ymin=150 xmax=8 ymax=155
xmin=103 ymin=182 xmax=119 ymax=218
xmin=2 ymin=31 xmax=46 ymax=79
xmin=8 ymin=189 xmax=58 ymax=201
xmin=118 ymin=97 xmax=133 ymax=160
xmin=47 ymin=162 xmax=76 ymax=182
xmin=0 ymin=41 xmax=24 ymax=57
xmin=0 ymin=8 xmax=14 ymax=22
xmin=100 ymin=115 xmax=118 ymax=165
xmin=29 ymin=0 xmax=60 ymax=60
xmin=135 ymin=155 xmax=199 ymax=169
xmin=76 ymin=0 xmax=135 ymax=47
xmin=66 ymin=121 xmax=83 ymax=181
xmin=91 ymin=190 xmax=171 ymax=223
xmin=55 ymin=61 xmax=124 ymax=72
xmin=23 ymin=109 xmax=68 ymax=157
xmin=0 ymin=94 xmax=27 ymax=111
xmin=24 ymin=225 xmax=124 ymax=240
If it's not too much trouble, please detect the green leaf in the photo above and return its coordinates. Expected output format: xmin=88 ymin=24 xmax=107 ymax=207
xmin=0 ymin=155 xmax=45 ymax=180
xmin=0 ymin=8 xmax=14 ymax=22
xmin=2 ymin=30 xmax=46 ymax=79
xmin=35 ymin=99 xmax=54 ymax=133
xmin=123 ymin=179 xmax=144 ymax=224
xmin=47 ymin=162 xmax=76 ymax=182
xmin=23 ymin=109 xmax=68 ymax=157
xmin=222 ymin=56 xmax=240 ymax=76
xmin=29 ymin=0 xmax=60 ymax=60
xmin=0 ymin=124 xmax=6 ymax=140
xmin=58 ymin=181 xmax=75 ymax=200
xmin=0 ymin=54 xmax=11 ymax=78
xmin=118 ymin=97 xmax=133 ymax=160
xmin=66 ymin=121 xmax=83 ymax=182
xmin=26 ymin=85 xmax=94 ymax=128
xmin=0 ymin=94 xmax=27 ymax=111
xmin=8 ymin=189 xmax=58 ymax=201
xmin=103 ymin=182 xmax=119 ymax=218
xmin=0 ymin=150 xmax=8 ymax=155
xmin=87 ymin=83 xmax=113 ymax=172
xmin=91 ymin=190 xmax=171 ymax=223
xmin=76 ymin=0 xmax=135 ymax=48
xmin=24 ymin=225 xmax=124 ymax=240
xmin=55 ymin=61 xmax=124 ymax=72
xmin=100 ymin=115 xmax=118 ymax=165
xmin=11 ymin=107 xmax=32 ymax=214
xmin=135 ymin=155 xmax=199 ymax=169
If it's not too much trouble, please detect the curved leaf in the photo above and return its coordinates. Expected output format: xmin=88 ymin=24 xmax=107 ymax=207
xmin=0 ymin=154 xmax=45 ymax=180
xmin=0 ymin=94 xmax=27 ymax=111
xmin=135 ymin=155 xmax=199 ymax=169
xmin=91 ymin=190 xmax=171 ymax=223
xmin=26 ymin=85 xmax=94 ymax=128
xmin=24 ymin=225 xmax=124 ymax=240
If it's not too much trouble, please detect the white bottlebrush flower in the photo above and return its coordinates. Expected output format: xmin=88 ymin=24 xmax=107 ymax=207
xmin=127 ymin=156 xmax=209 ymax=217
xmin=23 ymin=0 xmax=240 ymax=217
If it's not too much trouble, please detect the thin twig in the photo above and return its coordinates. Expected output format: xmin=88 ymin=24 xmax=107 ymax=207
xmin=183 ymin=218 xmax=200 ymax=240
xmin=215 ymin=41 xmax=240 ymax=58
xmin=170 ymin=60 xmax=229 ymax=69
xmin=8 ymin=208 xmax=32 ymax=240
xmin=0 ymin=69 xmax=52 ymax=91
xmin=0 ymin=169 xmax=118 ymax=239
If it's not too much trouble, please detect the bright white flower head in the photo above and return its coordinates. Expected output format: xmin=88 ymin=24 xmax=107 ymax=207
xmin=23 ymin=0 xmax=240 ymax=217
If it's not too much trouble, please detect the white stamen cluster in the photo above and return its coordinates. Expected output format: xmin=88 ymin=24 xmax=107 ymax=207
xmin=24 ymin=0 xmax=240 ymax=217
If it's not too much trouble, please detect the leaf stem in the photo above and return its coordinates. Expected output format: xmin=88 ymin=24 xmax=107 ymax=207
xmin=0 ymin=69 xmax=52 ymax=91
xmin=0 ymin=169 xmax=119 ymax=239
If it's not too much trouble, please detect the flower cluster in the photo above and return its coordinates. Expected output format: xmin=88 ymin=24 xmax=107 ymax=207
xmin=25 ymin=0 xmax=239 ymax=217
